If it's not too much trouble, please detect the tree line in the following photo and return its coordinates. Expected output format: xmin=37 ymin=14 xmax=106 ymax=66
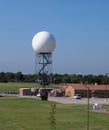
xmin=0 ymin=72 xmax=109 ymax=84
xmin=0 ymin=71 xmax=109 ymax=85
xmin=52 ymin=73 xmax=109 ymax=85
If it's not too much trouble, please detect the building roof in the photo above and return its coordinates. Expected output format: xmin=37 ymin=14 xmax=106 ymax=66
xmin=60 ymin=84 xmax=109 ymax=91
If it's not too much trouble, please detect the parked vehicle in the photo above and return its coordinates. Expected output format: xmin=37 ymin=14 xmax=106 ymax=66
xmin=73 ymin=94 xmax=81 ymax=99
xmin=36 ymin=93 xmax=41 ymax=97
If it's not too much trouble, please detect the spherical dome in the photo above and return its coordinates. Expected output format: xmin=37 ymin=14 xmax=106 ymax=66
xmin=32 ymin=31 xmax=56 ymax=53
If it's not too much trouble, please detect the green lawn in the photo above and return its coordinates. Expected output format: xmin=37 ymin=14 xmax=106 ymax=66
xmin=0 ymin=97 xmax=109 ymax=130
xmin=0 ymin=82 xmax=35 ymax=93
xmin=0 ymin=82 xmax=60 ymax=94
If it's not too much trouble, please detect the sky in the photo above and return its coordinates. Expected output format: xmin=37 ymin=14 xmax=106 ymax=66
xmin=0 ymin=0 xmax=109 ymax=75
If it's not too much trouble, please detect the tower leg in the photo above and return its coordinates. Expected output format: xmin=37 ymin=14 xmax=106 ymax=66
xmin=35 ymin=53 xmax=52 ymax=100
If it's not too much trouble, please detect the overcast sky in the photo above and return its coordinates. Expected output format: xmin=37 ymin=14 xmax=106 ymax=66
xmin=0 ymin=0 xmax=109 ymax=75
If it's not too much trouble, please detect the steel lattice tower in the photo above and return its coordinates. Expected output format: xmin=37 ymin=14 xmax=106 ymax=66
xmin=35 ymin=53 xmax=52 ymax=88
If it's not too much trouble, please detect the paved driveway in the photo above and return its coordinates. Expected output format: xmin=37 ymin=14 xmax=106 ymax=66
xmin=48 ymin=96 xmax=109 ymax=104
xmin=6 ymin=94 xmax=109 ymax=105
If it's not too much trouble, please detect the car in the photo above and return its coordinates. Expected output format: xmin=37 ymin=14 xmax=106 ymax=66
xmin=36 ymin=93 xmax=41 ymax=97
xmin=73 ymin=94 xmax=81 ymax=99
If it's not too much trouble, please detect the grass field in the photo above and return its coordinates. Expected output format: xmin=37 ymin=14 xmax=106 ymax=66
xmin=0 ymin=82 xmax=60 ymax=94
xmin=0 ymin=97 xmax=109 ymax=130
xmin=0 ymin=82 xmax=35 ymax=93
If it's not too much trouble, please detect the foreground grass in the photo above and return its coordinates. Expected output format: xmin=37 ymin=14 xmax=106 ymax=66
xmin=0 ymin=97 xmax=109 ymax=130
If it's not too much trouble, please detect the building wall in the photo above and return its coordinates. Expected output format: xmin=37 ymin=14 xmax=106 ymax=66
xmin=65 ymin=89 xmax=90 ymax=97
xmin=31 ymin=88 xmax=38 ymax=95
xmin=65 ymin=86 xmax=74 ymax=97
xmin=93 ymin=90 xmax=109 ymax=98
xmin=19 ymin=88 xmax=31 ymax=96
xmin=64 ymin=84 xmax=109 ymax=98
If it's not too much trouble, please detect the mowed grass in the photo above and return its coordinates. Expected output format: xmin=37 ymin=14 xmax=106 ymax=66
xmin=0 ymin=82 xmax=60 ymax=93
xmin=0 ymin=97 xmax=109 ymax=130
xmin=0 ymin=82 xmax=37 ymax=93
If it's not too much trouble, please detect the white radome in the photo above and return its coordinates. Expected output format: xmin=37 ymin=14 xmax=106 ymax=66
xmin=32 ymin=31 xmax=56 ymax=53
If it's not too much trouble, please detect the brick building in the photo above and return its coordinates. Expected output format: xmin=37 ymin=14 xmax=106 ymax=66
xmin=19 ymin=88 xmax=31 ymax=96
xmin=19 ymin=87 xmax=53 ymax=96
xmin=60 ymin=84 xmax=109 ymax=98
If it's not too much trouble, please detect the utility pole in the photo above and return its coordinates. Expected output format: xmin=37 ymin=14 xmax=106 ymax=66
xmin=84 ymin=82 xmax=90 ymax=130
xmin=105 ymin=73 xmax=109 ymax=102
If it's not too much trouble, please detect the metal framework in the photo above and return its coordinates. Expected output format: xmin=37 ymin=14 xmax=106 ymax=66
xmin=35 ymin=53 xmax=52 ymax=88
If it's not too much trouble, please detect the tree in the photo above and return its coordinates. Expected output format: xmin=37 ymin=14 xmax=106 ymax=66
xmin=15 ymin=72 xmax=24 ymax=82
xmin=63 ymin=75 xmax=71 ymax=83
xmin=5 ymin=72 xmax=15 ymax=82
xmin=0 ymin=72 xmax=7 ymax=82
xmin=71 ymin=74 xmax=79 ymax=83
